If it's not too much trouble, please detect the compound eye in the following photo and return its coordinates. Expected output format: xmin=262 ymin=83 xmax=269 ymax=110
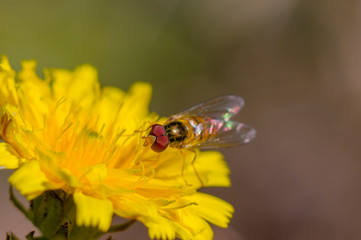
xmin=151 ymin=135 xmax=168 ymax=152
xmin=149 ymin=124 xmax=166 ymax=137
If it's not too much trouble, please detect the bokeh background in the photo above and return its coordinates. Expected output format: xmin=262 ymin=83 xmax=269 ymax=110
xmin=1 ymin=1 xmax=361 ymax=239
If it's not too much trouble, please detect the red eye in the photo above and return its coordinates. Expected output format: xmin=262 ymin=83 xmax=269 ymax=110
xmin=151 ymin=135 xmax=168 ymax=152
xmin=148 ymin=124 xmax=168 ymax=152
xmin=149 ymin=124 xmax=166 ymax=137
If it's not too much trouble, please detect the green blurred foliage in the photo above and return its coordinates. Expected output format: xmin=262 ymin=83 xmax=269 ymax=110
xmin=1 ymin=1 xmax=204 ymax=83
xmin=0 ymin=1 xmax=213 ymax=113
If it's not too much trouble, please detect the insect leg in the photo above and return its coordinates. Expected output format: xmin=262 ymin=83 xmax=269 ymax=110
xmin=188 ymin=149 xmax=204 ymax=188
xmin=179 ymin=150 xmax=189 ymax=187
xmin=120 ymin=120 xmax=157 ymax=138
xmin=142 ymin=135 xmax=156 ymax=147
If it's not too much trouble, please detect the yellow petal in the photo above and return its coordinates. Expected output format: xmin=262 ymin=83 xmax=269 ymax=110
xmin=153 ymin=150 xmax=230 ymax=188
xmin=193 ymin=151 xmax=231 ymax=187
xmin=0 ymin=55 xmax=15 ymax=77
xmin=56 ymin=167 xmax=81 ymax=188
xmin=113 ymin=194 xmax=177 ymax=240
xmin=184 ymin=192 xmax=234 ymax=228
xmin=8 ymin=161 xmax=59 ymax=199
xmin=117 ymin=82 xmax=152 ymax=131
xmin=0 ymin=56 xmax=18 ymax=106
xmin=96 ymin=86 xmax=125 ymax=130
xmin=0 ymin=106 xmax=36 ymax=158
xmin=73 ymin=190 xmax=113 ymax=232
xmin=83 ymin=163 xmax=107 ymax=183
xmin=147 ymin=216 xmax=176 ymax=240
xmin=51 ymin=65 xmax=100 ymax=109
xmin=18 ymin=60 xmax=51 ymax=96
xmin=174 ymin=211 xmax=213 ymax=240
xmin=0 ymin=142 xmax=23 ymax=169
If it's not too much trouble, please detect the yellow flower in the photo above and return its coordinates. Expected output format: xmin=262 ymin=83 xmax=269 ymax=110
xmin=0 ymin=56 xmax=233 ymax=240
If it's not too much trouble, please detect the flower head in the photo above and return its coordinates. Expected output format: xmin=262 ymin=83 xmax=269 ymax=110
xmin=0 ymin=56 xmax=233 ymax=239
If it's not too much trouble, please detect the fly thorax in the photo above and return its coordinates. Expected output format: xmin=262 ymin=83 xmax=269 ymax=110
xmin=164 ymin=121 xmax=187 ymax=143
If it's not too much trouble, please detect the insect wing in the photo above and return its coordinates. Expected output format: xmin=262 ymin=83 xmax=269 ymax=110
xmin=189 ymin=119 xmax=256 ymax=149
xmin=172 ymin=95 xmax=244 ymax=122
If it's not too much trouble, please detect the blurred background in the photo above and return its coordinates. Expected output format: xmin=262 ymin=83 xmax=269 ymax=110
xmin=1 ymin=0 xmax=361 ymax=239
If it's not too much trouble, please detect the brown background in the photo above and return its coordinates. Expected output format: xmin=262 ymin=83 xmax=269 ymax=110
xmin=1 ymin=1 xmax=361 ymax=239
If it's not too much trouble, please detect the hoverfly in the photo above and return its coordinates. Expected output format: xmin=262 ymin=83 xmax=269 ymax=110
xmin=144 ymin=95 xmax=256 ymax=152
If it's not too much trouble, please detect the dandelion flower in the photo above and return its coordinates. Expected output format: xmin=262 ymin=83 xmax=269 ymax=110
xmin=0 ymin=56 xmax=234 ymax=240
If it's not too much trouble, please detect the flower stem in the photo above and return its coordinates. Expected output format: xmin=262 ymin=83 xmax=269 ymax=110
xmin=9 ymin=186 xmax=29 ymax=219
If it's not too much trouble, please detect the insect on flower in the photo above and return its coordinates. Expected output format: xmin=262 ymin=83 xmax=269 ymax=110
xmin=144 ymin=95 xmax=256 ymax=152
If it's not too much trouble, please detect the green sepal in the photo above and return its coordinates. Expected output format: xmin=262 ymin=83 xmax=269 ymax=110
xmin=25 ymin=231 xmax=35 ymax=240
xmin=6 ymin=232 xmax=20 ymax=240
xmin=27 ymin=190 xmax=108 ymax=240
xmin=30 ymin=191 xmax=64 ymax=237
xmin=9 ymin=189 xmax=136 ymax=240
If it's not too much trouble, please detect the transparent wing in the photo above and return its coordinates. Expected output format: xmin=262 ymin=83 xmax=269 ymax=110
xmin=171 ymin=95 xmax=244 ymax=122
xmin=186 ymin=119 xmax=256 ymax=149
